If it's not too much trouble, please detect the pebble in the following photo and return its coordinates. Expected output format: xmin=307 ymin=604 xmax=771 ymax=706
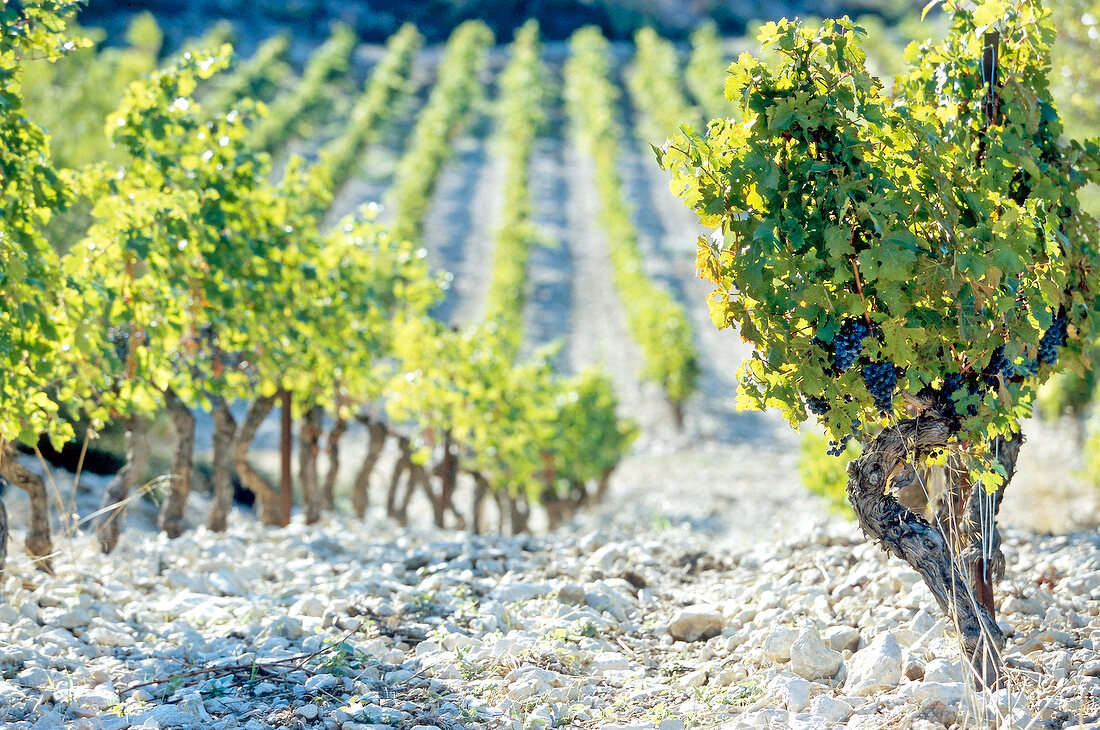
xmin=666 ymin=607 xmax=725 ymax=642
xmin=844 ymin=632 xmax=903 ymax=695
xmin=789 ymin=627 xmax=843 ymax=680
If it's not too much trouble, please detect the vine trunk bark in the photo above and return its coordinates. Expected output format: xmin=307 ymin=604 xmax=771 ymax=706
xmin=0 ymin=497 xmax=7 ymax=579
xmin=470 ymin=471 xmax=490 ymax=535
xmin=322 ymin=416 xmax=348 ymax=511
xmin=278 ymin=389 xmax=293 ymax=527
xmin=846 ymin=416 xmax=1008 ymax=688
xmin=96 ymin=416 xmax=150 ymax=553
xmin=0 ymin=443 xmax=53 ymax=574
xmin=352 ymin=419 xmax=387 ymax=518
xmin=158 ymin=388 xmax=195 ymax=539
xmin=206 ymin=397 xmax=238 ymax=532
xmin=935 ymin=432 xmax=1023 ymax=627
xmin=387 ymin=436 xmax=412 ymax=522
xmin=300 ymin=404 xmax=324 ymax=524
xmin=233 ymin=395 xmax=282 ymax=526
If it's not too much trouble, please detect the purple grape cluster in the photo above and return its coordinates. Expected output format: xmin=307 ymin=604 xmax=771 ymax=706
xmin=862 ymin=361 xmax=898 ymax=411
xmin=1036 ymin=310 xmax=1068 ymax=366
xmin=830 ymin=318 xmax=872 ymax=372
xmin=982 ymin=345 xmax=1013 ymax=386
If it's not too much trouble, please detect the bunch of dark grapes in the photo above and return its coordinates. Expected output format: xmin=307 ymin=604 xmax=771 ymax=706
xmin=829 ymin=318 xmax=872 ymax=372
xmin=826 ymin=418 xmax=862 ymax=456
xmin=1036 ymin=309 xmax=1068 ymax=366
xmin=982 ymin=345 xmax=1013 ymax=387
xmin=199 ymin=322 xmax=219 ymax=350
xmin=826 ymin=434 xmax=851 ymax=456
xmin=106 ymin=326 xmax=130 ymax=363
xmin=806 ymin=395 xmax=830 ymax=416
xmin=862 ymin=361 xmax=899 ymax=411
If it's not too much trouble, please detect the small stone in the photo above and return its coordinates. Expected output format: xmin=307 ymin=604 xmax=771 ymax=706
xmin=789 ymin=627 xmax=843 ymax=680
xmin=252 ymin=681 xmax=278 ymax=695
xmin=385 ymin=669 xmax=414 ymax=683
xmin=177 ymin=691 xmax=212 ymax=720
xmin=680 ymin=669 xmax=708 ymax=687
xmin=590 ymin=652 xmax=630 ymax=673
xmin=824 ymin=625 xmax=860 ymax=653
xmin=87 ymin=626 xmax=135 ymax=647
xmin=844 ymin=632 xmax=903 ymax=696
xmin=55 ymin=608 xmax=92 ymax=630
xmin=667 ymin=607 xmax=725 ymax=643
xmin=775 ymin=676 xmax=810 ymax=711
xmin=809 ymin=695 xmax=852 ymax=723
xmin=492 ymin=582 xmax=548 ymax=603
xmin=303 ymin=674 xmax=337 ymax=692
xmin=763 ymin=625 xmax=800 ymax=662
xmin=899 ymin=681 xmax=966 ymax=707
xmin=1082 ymin=660 xmax=1100 ymax=677
xmin=15 ymin=667 xmax=50 ymax=688
xmin=924 ymin=657 xmax=966 ymax=683
xmin=296 ymin=703 xmax=319 ymax=720
xmin=289 ymin=597 xmax=325 ymax=618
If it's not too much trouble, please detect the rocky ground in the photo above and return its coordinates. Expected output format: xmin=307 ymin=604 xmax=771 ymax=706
xmin=1 ymin=504 xmax=1099 ymax=730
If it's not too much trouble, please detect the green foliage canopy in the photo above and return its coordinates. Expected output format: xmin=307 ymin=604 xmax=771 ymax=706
xmin=659 ymin=2 xmax=1100 ymax=480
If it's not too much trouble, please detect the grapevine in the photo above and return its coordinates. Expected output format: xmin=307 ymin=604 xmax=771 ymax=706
xmin=249 ymin=23 xmax=357 ymax=153
xmin=659 ymin=2 xmax=1100 ymax=684
xmin=483 ymin=19 xmax=545 ymax=342
xmin=564 ymin=26 xmax=700 ymax=413
xmin=389 ymin=20 xmax=493 ymax=243
xmin=627 ymin=27 xmax=702 ymax=141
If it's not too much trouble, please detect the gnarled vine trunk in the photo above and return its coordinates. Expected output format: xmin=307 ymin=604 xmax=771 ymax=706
xmin=322 ymin=416 xmax=348 ymax=511
xmin=96 ymin=416 xmax=150 ymax=553
xmin=0 ymin=497 xmax=7 ymax=578
xmin=593 ymin=466 xmax=614 ymax=505
xmin=233 ymin=394 xmax=282 ymax=526
xmin=436 ymin=431 xmax=464 ymax=529
xmin=846 ymin=416 xmax=1009 ymax=688
xmin=934 ymin=433 xmax=1023 ymax=624
xmin=470 ymin=470 xmax=490 ymax=535
xmin=206 ymin=397 xmax=237 ymax=532
xmin=0 ymin=443 xmax=53 ymax=574
xmin=278 ymin=389 xmax=293 ymax=527
xmin=352 ymin=418 xmax=387 ymax=518
xmin=158 ymin=387 xmax=195 ymax=539
xmin=407 ymin=459 xmax=433 ymax=527
xmin=299 ymin=404 xmax=324 ymax=525
xmin=387 ymin=436 xmax=412 ymax=522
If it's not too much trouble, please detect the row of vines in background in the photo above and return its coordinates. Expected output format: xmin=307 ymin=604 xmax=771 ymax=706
xmin=0 ymin=9 xmax=638 ymax=577
xmin=199 ymin=33 xmax=292 ymax=118
xmin=563 ymin=27 xmax=700 ymax=423
xmin=307 ymin=23 xmax=423 ymax=201
xmin=379 ymin=21 xmax=635 ymax=535
xmin=628 ymin=27 xmax=703 ymax=140
xmin=389 ymin=21 xmax=494 ymax=243
xmin=249 ymin=23 xmax=357 ymax=153
xmin=482 ymin=19 xmax=545 ymax=341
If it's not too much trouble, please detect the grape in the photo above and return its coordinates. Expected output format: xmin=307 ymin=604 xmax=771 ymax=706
xmin=1036 ymin=309 xmax=1068 ymax=366
xmin=862 ymin=361 xmax=898 ymax=411
xmin=828 ymin=318 xmax=872 ymax=372
xmin=982 ymin=344 xmax=1012 ymax=386
xmin=806 ymin=395 xmax=830 ymax=415
xmin=106 ymin=326 xmax=130 ymax=363
xmin=826 ymin=418 xmax=862 ymax=456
